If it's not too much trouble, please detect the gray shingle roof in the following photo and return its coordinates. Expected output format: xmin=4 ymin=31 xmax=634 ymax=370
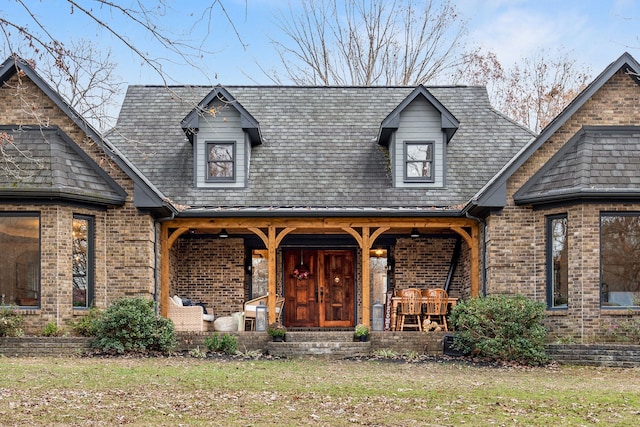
xmin=109 ymin=85 xmax=533 ymax=213
xmin=515 ymin=126 xmax=640 ymax=205
xmin=0 ymin=126 xmax=126 ymax=205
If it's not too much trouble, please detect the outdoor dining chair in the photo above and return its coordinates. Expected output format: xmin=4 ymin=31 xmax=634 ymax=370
xmin=423 ymin=288 xmax=449 ymax=332
xmin=397 ymin=288 xmax=423 ymax=331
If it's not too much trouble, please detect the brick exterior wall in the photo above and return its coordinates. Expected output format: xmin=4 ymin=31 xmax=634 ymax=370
xmin=393 ymin=235 xmax=467 ymax=299
xmin=486 ymin=69 xmax=640 ymax=342
xmin=0 ymin=72 xmax=156 ymax=334
xmin=171 ymin=236 xmax=247 ymax=316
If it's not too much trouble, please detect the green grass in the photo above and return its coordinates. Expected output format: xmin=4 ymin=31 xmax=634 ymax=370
xmin=0 ymin=357 xmax=638 ymax=426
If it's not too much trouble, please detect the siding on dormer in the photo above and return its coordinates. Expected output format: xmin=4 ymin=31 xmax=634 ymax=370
xmin=194 ymin=99 xmax=246 ymax=188
xmin=393 ymin=97 xmax=445 ymax=188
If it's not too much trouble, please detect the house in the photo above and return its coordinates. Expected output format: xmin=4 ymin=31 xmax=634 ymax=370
xmin=1 ymin=52 xmax=639 ymax=343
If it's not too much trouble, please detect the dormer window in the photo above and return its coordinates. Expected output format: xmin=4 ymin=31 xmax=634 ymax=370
xmin=206 ymin=141 xmax=235 ymax=182
xmin=404 ymin=141 xmax=434 ymax=182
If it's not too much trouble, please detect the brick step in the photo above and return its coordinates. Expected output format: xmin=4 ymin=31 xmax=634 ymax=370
xmin=282 ymin=331 xmax=358 ymax=343
xmin=266 ymin=341 xmax=371 ymax=358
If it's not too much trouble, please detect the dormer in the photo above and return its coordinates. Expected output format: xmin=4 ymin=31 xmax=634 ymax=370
xmin=181 ymin=85 xmax=262 ymax=188
xmin=378 ymin=85 xmax=458 ymax=188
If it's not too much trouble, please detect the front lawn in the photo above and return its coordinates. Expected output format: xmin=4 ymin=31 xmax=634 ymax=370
xmin=0 ymin=357 xmax=638 ymax=425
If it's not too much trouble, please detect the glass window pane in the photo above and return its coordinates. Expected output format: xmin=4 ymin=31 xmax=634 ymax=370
xmin=207 ymin=142 xmax=234 ymax=180
xmin=548 ymin=216 xmax=568 ymax=308
xmin=405 ymin=142 xmax=433 ymax=181
xmin=73 ymin=217 xmax=89 ymax=307
xmin=369 ymin=249 xmax=388 ymax=305
xmin=406 ymin=144 xmax=431 ymax=161
xmin=251 ymin=249 xmax=268 ymax=299
xmin=208 ymin=144 xmax=233 ymax=161
xmin=0 ymin=214 xmax=40 ymax=307
xmin=208 ymin=161 xmax=233 ymax=178
xmin=601 ymin=214 xmax=640 ymax=308
xmin=406 ymin=161 xmax=431 ymax=178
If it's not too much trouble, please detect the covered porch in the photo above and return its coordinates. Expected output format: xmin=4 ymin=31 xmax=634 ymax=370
xmin=159 ymin=216 xmax=480 ymax=331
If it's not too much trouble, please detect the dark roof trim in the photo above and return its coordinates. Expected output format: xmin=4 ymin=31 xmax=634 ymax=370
xmin=180 ymin=84 xmax=262 ymax=146
xmin=378 ymin=85 xmax=459 ymax=146
xmin=0 ymin=189 xmax=125 ymax=206
xmin=174 ymin=207 xmax=467 ymax=219
xmin=519 ymin=193 xmax=640 ymax=210
xmin=0 ymin=56 xmax=173 ymax=216
xmin=470 ymin=52 xmax=640 ymax=210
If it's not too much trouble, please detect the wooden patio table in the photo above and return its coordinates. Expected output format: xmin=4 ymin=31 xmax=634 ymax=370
xmin=389 ymin=294 xmax=458 ymax=331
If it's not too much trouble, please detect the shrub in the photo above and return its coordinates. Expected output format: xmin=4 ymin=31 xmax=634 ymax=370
xmin=66 ymin=307 xmax=103 ymax=337
xmin=42 ymin=321 xmax=62 ymax=337
xmin=204 ymin=333 xmax=238 ymax=355
xmin=0 ymin=305 xmax=23 ymax=337
xmin=449 ymin=294 xmax=549 ymax=366
xmin=92 ymin=297 xmax=176 ymax=354
xmin=601 ymin=317 xmax=640 ymax=344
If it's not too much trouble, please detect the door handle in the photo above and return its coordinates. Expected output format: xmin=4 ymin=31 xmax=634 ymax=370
xmin=319 ymin=287 xmax=324 ymax=304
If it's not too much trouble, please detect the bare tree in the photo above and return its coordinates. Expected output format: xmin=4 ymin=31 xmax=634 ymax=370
xmin=0 ymin=0 xmax=242 ymax=130
xmin=270 ymin=0 xmax=467 ymax=85
xmin=0 ymin=1 xmax=242 ymax=179
xmin=453 ymin=47 xmax=591 ymax=133
xmin=38 ymin=40 xmax=123 ymax=132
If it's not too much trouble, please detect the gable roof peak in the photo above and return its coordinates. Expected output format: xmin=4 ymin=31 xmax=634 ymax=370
xmin=181 ymin=84 xmax=262 ymax=146
xmin=470 ymin=52 xmax=640 ymax=213
xmin=378 ymin=84 xmax=459 ymax=146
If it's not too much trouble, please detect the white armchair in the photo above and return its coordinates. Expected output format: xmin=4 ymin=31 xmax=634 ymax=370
xmin=168 ymin=295 xmax=205 ymax=332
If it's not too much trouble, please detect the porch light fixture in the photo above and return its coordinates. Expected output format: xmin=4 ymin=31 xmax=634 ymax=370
xmin=372 ymin=300 xmax=384 ymax=331
xmin=218 ymin=228 xmax=229 ymax=238
xmin=410 ymin=228 xmax=420 ymax=238
xmin=255 ymin=301 xmax=267 ymax=331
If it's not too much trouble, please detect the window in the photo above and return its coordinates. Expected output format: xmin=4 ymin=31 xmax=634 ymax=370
xmin=369 ymin=248 xmax=388 ymax=306
xmin=206 ymin=141 xmax=235 ymax=181
xmin=600 ymin=213 xmax=640 ymax=308
xmin=0 ymin=213 xmax=40 ymax=307
xmin=546 ymin=215 xmax=568 ymax=309
xmin=404 ymin=141 xmax=434 ymax=182
xmin=250 ymin=249 xmax=268 ymax=299
xmin=73 ymin=215 xmax=94 ymax=308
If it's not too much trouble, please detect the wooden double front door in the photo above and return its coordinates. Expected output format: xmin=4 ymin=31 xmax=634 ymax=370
xmin=284 ymin=249 xmax=355 ymax=328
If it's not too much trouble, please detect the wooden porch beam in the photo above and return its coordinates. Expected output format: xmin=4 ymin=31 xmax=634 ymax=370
xmin=161 ymin=216 xmax=477 ymax=230
xmin=255 ymin=226 xmax=296 ymax=324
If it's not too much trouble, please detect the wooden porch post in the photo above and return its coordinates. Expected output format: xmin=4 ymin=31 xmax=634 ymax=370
xmin=361 ymin=227 xmax=371 ymax=327
xmin=159 ymin=224 xmax=189 ymax=317
xmin=267 ymin=226 xmax=277 ymax=323
xmin=452 ymin=223 xmax=480 ymax=298
xmin=470 ymin=223 xmax=480 ymax=298
xmin=160 ymin=223 xmax=170 ymax=318
xmin=343 ymin=226 xmax=388 ymax=328
xmin=251 ymin=226 xmax=295 ymax=324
